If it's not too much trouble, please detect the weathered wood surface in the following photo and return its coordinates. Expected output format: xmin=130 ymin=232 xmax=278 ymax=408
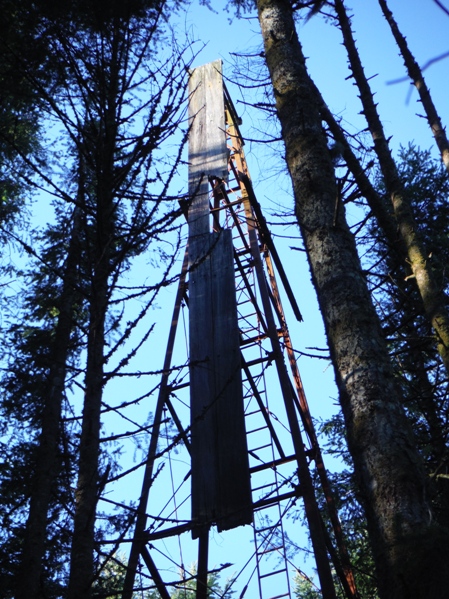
xmin=189 ymin=230 xmax=252 ymax=535
xmin=188 ymin=60 xmax=228 ymax=238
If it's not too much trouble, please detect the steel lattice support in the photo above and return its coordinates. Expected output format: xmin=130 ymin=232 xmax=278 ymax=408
xmin=121 ymin=61 xmax=358 ymax=599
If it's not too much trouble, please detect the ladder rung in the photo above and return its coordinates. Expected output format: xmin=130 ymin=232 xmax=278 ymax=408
xmin=250 ymin=454 xmax=296 ymax=474
xmin=240 ymin=334 xmax=268 ymax=347
xmin=239 ymin=310 xmax=258 ymax=320
xmin=249 ymin=443 xmax=271 ymax=452
xmin=239 ymin=327 xmax=260 ymax=337
xmin=259 ymin=568 xmax=287 ymax=580
xmin=244 ymin=409 xmax=261 ymax=417
xmin=240 ymin=336 xmax=263 ymax=346
xmin=257 ymin=544 xmax=283 ymax=555
xmin=235 ymin=265 xmax=252 ymax=275
xmin=244 ymin=356 xmax=271 ymax=368
xmin=239 ymin=324 xmax=259 ymax=337
xmin=247 ymin=426 xmax=268 ymax=435
xmin=253 ymin=489 xmax=302 ymax=511
xmin=236 ymin=247 xmax=252 ymax=257
xmin=255 ymin=523 xmax=281 ymax=534
xmin=237 ymin=262 xmax=253 ymax=271
xmin=236 ymin=297 xmax=253 ymax=306
xmin=265 ymin=594 xmax=290 ymax=599
xmin=252 ymin=481 xmax=278 ymax=493
xmin=168 ymin=381 xmax=189 ymax=391
xmin=239 ymin=327 xmax=260 ymax=338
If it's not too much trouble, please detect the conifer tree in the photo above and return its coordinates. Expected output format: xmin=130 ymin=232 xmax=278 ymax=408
xmin=0 ymin=2 xmax=191 ymax=598
xmin=254 ymin=0 xmax=449 ymax=597
xmin=334 ymin=0 xmax=449 ymax=376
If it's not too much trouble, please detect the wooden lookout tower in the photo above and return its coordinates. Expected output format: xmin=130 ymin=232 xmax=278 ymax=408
xmin=122 ymin=61 xmax=359 ymax=599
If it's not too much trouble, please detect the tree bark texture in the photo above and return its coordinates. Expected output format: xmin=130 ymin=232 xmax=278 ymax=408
xmin=256 ymin=1 xmax=449 ymax=597
xmin=67 ymin=191 xmax=113 ymax=599
xmin=67 ymin=265 xmax=109 ymax=599
xmin=67 ymin=27 xmax=120 ymax=599
xmin=378 ymin=0 xmax=449 ymax=173
xmin=335 ymin=0 xmax=449 ymax=378
xmin=16 ymin=205 xmax=82 ymax=599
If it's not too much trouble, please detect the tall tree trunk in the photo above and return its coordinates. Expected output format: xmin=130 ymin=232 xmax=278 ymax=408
xmin=67 ymin=179 xmax=114 ymax=599
xmin=16 ymin=202 xmax=83 ymax=599
xmin=378 ymin=0 xmax=449 ymax=172
xmin=67 ymin=24 xmax=120 ymax=598
xmin=67 ymin=254 xmax=110 ymax=599
xmin=334 ymin=0 xmax=449 ymax=376
xmin=256 ymin=1 xmax=449 ymax=597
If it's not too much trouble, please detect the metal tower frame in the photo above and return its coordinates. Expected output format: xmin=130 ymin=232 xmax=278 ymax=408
xmin=122 ymin=62 xmax=358 ymax=599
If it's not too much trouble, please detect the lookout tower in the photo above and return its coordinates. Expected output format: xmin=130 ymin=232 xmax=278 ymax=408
xmin=122 ymin=61 xmax=358 ymax=599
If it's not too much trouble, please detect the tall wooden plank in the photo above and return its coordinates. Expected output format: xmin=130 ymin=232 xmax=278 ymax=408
xmin=188 ymin=60 xmax=228 ymax=238
xmin=189 ymin=232 xmax=216 ymax=530
xmin=189 ymin=231 xmax=252 ymax=535
xmin=188 ymin=61 xmax=252 ymax=535
xmin=210 ymin=231 xmax=252 ymax=532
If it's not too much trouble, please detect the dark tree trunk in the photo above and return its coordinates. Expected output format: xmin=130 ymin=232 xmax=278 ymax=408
xmin=256 ymin=0 xmax=449 ymax=597
xmin=67 ymin=24 xmax=120 ymax=599
xmin=67 ymin=186 xmax=114 ymax=599
xmin=334 ymin=0 xmax=449 ymax=377
xmin=16 ymin=203 xmax=82 ymax=599
xmin=67 ymin=261 xmax=110 ymax=599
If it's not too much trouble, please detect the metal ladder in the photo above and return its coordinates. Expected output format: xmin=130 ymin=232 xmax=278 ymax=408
xmin=223 ymin=164 xmax=294 ymax=599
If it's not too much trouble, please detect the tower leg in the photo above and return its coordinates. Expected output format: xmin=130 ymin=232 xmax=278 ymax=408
xmin=196 ymin=527 xmax=209 ymax=599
